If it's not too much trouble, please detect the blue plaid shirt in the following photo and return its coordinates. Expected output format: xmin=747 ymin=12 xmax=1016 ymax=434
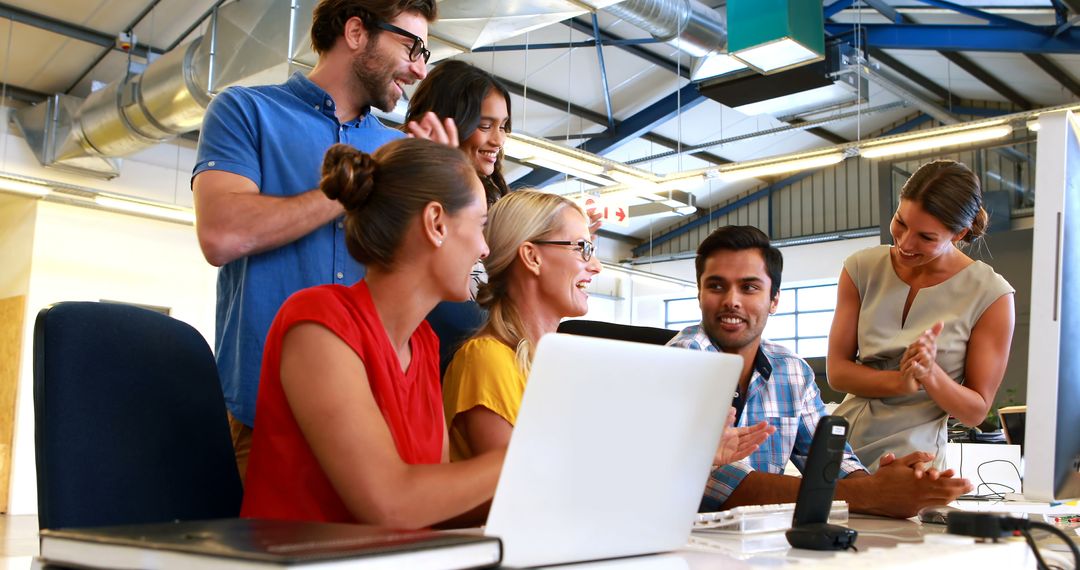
xmin=667 ymin=324 xmax=866 ymax=511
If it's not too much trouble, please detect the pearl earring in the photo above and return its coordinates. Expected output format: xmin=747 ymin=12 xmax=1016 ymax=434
xmin=436 ymin=239 xmax=443 ymax=247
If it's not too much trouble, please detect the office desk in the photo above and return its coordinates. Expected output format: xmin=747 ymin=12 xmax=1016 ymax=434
xmin=555 ymin=516 xmax=1035 ymax=570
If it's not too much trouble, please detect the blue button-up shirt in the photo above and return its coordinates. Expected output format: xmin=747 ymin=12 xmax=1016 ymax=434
xmin=667 ymin=324 xmax=866 ymax=510
xmin=193 ymin=72 xmax=404 ymax=426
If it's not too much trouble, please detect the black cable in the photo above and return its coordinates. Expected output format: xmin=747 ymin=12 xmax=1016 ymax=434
xmin=947 ymin=512 xmax=1079 ymax=570
xmin=1027 ymin=521 xmax=1080 ymax=570
xmin=1021 ymin=529 xmax=1053 ymax=570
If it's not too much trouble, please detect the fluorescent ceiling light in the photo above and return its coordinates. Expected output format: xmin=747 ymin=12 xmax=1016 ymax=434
xmin=859 ymin=125 xmax=1013 ymax=159
xmin=0 ymin=179 xmax=52 ymax=197
xmin=523 ymin=157 xmax=613 ymax=187
xmin=691 ymin=53 xmax=749 ymax=81
xmin=95 ymin=196 xmax=196 ymax=223
xmin=733 ymin=38 xmax=822 ymax=74
xmin=719 ymin=152 xmax=844 ymax=181
xmin=505 ymin=135 xmax=605 ymax=176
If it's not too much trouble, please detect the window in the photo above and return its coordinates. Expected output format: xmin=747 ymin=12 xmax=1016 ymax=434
xmin=764 ymin=282 xmax=837 ymax=357
xmin=663 ymin=281 xmax=838 ymax=357
xmin=664 ymin=297 xmax=701 ymax=332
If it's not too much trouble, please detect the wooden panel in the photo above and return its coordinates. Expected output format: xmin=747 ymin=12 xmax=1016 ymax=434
xmin=0 ymin=296 xmax=26 ymax=514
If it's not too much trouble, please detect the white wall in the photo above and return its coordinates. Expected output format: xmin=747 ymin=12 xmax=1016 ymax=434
xmin=0 ymin=196 xmax=36 ymax=298
xmin=7 ymin=201 xmax=217 ymax=514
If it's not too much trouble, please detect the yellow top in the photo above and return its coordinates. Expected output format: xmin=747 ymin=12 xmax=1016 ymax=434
xmin=442 ymin=336 xmax=526 ymax=461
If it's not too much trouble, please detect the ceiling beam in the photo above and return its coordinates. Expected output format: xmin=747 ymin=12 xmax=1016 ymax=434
xmin=0 ymin=2 xmax=163 ymax=60
xmin=862 ymin=0 xmax=903 ymax=23
xmin=513 ymin=84 xmax=713 ymax=188
xmin=940 ymin=51 xmax=1034 ymax=109
xmin=824 ymin=23 xmax=1080 ymax=53
xmin=497 ymin=76 xmax=726 ymax=163
xmin=165 ymin=0 xmax=228 ymax=52
xmin=824 ymin=0 xmax=857 ymax=20
xmin=64 ymin=0 xmax=166 ymax=94
xmin=909 ymin=0 xmax=1040 ymax=29
xmin=0 ymin=84 xmax=49 ymax=105
xmin=1025 ymin=53 xmax=1080 ymax=98
xmin=580 ymin=84 xmax=707 ymax=155
xmin=868 ymin=48 xmax=951 ymax=101
xmin=628 ymin=111 xmax=938 ymax=257
xmin=562 ymin=17 xmax=691 ymax=80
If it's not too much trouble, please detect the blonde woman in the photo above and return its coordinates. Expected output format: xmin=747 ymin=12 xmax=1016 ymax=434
xmin=442 ymin=191 xmax=772 ymax=464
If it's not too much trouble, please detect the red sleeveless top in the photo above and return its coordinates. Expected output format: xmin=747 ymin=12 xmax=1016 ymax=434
xmin=241 ymin=281 xmax=443 ymax=522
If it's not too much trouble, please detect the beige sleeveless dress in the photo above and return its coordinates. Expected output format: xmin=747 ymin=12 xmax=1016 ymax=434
xmin=834 ymin=245 xmax=1014 ymax=471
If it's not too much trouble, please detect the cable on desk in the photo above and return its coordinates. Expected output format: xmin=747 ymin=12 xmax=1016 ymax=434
xmin=947 ymin=512 xmax=1080 ymax=570
xmin=1021 ymin=522 xmax=1077 ymax=570
xmin=957 ymin=443 xmax=1024 ymax=500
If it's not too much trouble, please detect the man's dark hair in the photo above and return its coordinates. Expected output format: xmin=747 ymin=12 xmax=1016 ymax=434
xmin=310 ymin=0 xmax=437 ymax=55
xmin=695 ymin=225 xmax=783 ymax=299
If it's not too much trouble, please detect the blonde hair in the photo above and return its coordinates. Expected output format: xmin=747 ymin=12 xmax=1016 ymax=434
xmin=475 ymin=190 xmax=584 ymax=375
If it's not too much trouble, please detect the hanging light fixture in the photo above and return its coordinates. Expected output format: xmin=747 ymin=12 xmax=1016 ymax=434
xmin=718 ymin=151 xmax=845 ymax=181
xmin=858 ymin=124 xmax=1013 ymax=159
xmin=0 ymin=178 xmax=52 ymax=197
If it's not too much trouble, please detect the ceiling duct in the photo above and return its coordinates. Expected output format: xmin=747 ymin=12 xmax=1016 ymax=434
xmin=12 ymin=0 xmax=628 ymax=179
xmin=12 ymin=0 xmax=316 ymax=179
xmin=602 ymin=0 xmax=749 ymax=79
xmin=604 ymin=0 xmax=728 ymax=59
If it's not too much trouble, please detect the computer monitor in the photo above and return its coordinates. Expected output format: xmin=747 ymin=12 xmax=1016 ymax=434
xmin=1025 ymin=109 xmax=1080 ymax=502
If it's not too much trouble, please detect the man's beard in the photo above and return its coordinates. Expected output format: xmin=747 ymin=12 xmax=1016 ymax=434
xmin=352 ymin=41 xmax=399 ymax=113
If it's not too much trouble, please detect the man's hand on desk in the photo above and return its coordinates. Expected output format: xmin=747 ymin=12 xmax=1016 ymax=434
xmin=840 ymin=451 xmax=973 ymax=518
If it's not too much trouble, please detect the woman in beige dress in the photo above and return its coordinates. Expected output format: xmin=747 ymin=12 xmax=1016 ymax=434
xmin=828 ymin=160 xmax=1015 ymax=471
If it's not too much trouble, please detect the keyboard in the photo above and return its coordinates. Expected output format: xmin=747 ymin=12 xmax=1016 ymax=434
xmin=693 ymin=500 xmax=849 ymax=534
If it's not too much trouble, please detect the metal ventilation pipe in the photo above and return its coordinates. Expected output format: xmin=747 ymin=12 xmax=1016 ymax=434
xmin=13 ymin=0 xmax=314 ymax=178
xmin=64 ymin=38 xmax=212 ymax=160
xmin=604 ymin=0 xmax=727 ymax=59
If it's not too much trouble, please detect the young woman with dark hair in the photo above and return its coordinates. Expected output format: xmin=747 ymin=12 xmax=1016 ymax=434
xmin=404 ymin=60 xmax=513 ymax=373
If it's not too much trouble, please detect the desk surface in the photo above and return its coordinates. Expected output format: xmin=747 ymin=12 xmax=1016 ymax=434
xmin=501 ymin=515 xmax=1037 ymax=569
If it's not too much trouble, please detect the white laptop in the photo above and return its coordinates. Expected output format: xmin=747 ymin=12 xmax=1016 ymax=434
xmin=485 ymin=333 xmax=741 ymax=568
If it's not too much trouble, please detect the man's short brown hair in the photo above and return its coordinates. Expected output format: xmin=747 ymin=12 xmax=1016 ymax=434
xmin=310 ymin=0 xmax=437 ymax=55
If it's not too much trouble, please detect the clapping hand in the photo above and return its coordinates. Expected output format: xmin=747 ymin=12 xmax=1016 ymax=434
xmin=901 ymin=321 xmax=944 ymax=387
xmin=587 ymin=208 xmax=603 ymax=237
xmin=712 ymin=408 xmax=775 ymax=468
xmin=405 ymin=112 xmax=460 ymax=147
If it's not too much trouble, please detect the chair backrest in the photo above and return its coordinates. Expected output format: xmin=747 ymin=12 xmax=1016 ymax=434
xmin=556 ymin=319 xmax=678 ymax=346
xmin=33 ymin=302 xmax=242 ymax=529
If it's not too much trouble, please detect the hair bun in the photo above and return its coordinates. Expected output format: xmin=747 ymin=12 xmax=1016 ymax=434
xmin=320 ymin=143 xmax=378 ymax=212
xmin=966 ymin=206 xmax=989 ymax=242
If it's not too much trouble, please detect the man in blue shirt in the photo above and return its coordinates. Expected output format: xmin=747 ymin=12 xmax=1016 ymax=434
xmin=668 ymin=225 xmax=973 ymax=518
xmin=192 ymin=0 xmax=438 ymax=480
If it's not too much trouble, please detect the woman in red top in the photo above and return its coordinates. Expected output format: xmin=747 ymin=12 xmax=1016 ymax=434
xmin=241 ymin=137 xmax=501 ymax=528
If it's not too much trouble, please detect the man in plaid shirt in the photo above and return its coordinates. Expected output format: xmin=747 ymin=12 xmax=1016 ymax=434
xmin=668 ymin=225 xmax=972 ymax=518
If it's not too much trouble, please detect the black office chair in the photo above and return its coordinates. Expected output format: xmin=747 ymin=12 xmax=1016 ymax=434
xmin=33 ymin=302 xmax=242 ymax=529
xmin=557 ymin=319 xmax=678 ymax=345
